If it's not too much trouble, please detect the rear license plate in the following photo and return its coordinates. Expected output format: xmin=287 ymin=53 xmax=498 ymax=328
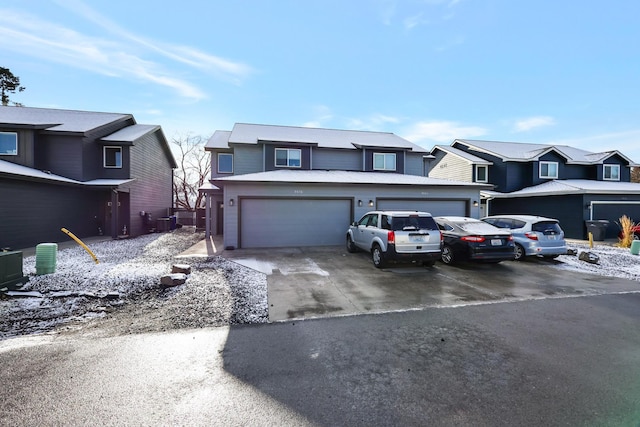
xmin=491 ymin=239 xmax=502 ymax=246
xmin=548 ymin=235 xmax=556 ymax=240
xmin=410 ymin=235 xmax=426 ymax=243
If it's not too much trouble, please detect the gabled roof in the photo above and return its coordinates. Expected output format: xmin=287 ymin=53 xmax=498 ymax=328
xmin=431 ymin=145 xmax=493 ymax=165
xmin=484 ymin=179 xmax=640 ymax=199
xmin=100 ymin=124 xmax=160 ymax=143
xmin=454 ymin=139 xmax=637 ymax=166
xmin=0 ymin=106 xmax=131 ymax=133
xmin=212 ymin=169 xmax=491 ymax=188
xmin=205 ymin=123 xmax=428 ymax=152
xmin=0 ymin=159 xmax=134 ymax=187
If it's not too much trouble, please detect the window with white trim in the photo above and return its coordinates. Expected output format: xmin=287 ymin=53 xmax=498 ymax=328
xmin=104 ymin=146 xmax=122 ymax=168
xmin=603 ymin=164 xmax=620 ymax=181
xmin=0 ymin=132 xmax=18 ymax=155
xmin=218 ymin=153 xmax=233 ymax=173
xmin=373 ymin=152 xmax=396 ymax=171
xmin=275 ymin=148 xmax=301 ymax=167
xmin=475 ymin=165 xmax=488 ymax=183
xmin=539 ymin=161 xmax=558 ymax=179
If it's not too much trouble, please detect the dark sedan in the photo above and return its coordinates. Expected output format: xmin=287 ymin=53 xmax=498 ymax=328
xmin=434 ymin=216 xmax=516 ymax=265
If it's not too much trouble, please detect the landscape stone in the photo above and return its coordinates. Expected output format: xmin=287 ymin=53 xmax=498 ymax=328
xmin=578 ymin=251 xmax=600 ymax=264
xmin=161 ymin=273 xmax=188 ymax=288
xmin=171 ymin=264 xmax=192 ymax=274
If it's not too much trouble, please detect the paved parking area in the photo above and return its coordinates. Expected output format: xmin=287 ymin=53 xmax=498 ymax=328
xmin=221 ymin=245 xmax=640 ymax=322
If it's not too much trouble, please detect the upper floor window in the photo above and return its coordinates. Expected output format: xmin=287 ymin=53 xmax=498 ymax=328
xmin=0 ymin=132 xmax=18 ymax=155
xmin=539 ymin=161 xmax=558 ymax=179
xmin=104 ymin=146 xmax=122 ymax=168
xmin=275 ymin=148 xmax=301 ymax=168
xmin=603 ymin=164 xmax=620 ymax=181
xmin=373 ymin=153 xmax=396 ymax=171
xmin=218 ymin=153 xmax=233 ymax=173
xmin=475 ymin=165 xmax=488 ymax=183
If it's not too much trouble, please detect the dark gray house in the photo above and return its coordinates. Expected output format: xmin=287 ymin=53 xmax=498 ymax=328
xmin=429 ymin=139 xmax=640 ymax=239
xmin=0 ymin=106 xmax=177 ymax=249
xmin=200 ymin=123 xmax=490 ymax=249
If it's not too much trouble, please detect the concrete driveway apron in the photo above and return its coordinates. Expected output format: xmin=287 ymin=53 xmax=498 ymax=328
xmin=221 ymin=245 xmax=640 ymax=322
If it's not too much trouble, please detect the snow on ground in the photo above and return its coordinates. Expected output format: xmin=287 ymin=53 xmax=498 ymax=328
xmin=554 ymin=241 xmax=640 ymax=282
xmin=2 ymin=231 xmax=639 ymax=340
xmin=0 ymin=229 xmax=268 ymax=340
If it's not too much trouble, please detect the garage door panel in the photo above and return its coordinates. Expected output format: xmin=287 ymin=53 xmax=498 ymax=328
xmin=376 ymin=199 xmax=466 ymax=217
xmin=241 ymin=199 xmax=351 ymax=248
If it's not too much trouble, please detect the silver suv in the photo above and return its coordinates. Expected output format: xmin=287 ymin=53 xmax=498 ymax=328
xmin=346 ymin=211 xmax=442 ymax=268
xmin=481 ymin=215 xmax=568 ymax=260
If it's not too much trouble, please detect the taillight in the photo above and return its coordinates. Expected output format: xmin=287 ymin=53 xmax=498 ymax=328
xmin=461 ymin=236 xmax=485 ymax=243
xmin=508 ymin=235 xmax=513 ymax=241
xmin=388 ymin=230 xmax=395 ymax=244
xmin=525 ymin=232 xmax=538 ymax=241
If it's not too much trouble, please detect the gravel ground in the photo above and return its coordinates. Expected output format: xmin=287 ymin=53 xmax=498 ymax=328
xmin=1 ymin=233 xmax=639 ymax=341
xmin=0 ymin=229 xmax=268 ymax=340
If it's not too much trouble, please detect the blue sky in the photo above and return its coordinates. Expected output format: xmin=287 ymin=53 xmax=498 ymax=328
xmin=2 ymin=0 xmax=640 ymax=162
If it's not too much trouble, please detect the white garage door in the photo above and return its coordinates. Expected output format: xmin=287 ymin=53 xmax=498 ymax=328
xmin=376 ymin=199 xmax=467 ymax=216
xmin=240 ymin=198 xmax=351 ymax=248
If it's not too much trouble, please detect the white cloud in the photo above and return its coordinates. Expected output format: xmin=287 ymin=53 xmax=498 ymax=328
xmin=402 ymin=120 xmax=487 ymax=144
xmin=513 ymin=116 xmax=556 ymax=132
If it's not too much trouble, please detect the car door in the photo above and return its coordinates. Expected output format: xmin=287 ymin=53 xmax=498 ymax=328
xmin=354 ymin=213 xmax=378 ymax=249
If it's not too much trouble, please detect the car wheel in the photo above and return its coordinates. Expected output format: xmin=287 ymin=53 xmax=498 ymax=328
xmin=634 ymin=233 xmax=640 ymax=241
xmin=441 ymin=245 xmax=454 ymax=265
xmin=371 ymin=244 xmax=386 ymax=268
xmin=514 ymin=243 xmax=525 ymax=261
xmin=346 ymin=235 xmax=357 ymax=253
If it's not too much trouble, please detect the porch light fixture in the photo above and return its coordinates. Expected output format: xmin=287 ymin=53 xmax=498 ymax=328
xmin=368 ymin=200 xmax=374 ymax=207
xmin=358 ymin=199 xmax=363 ymax=207
xmin=473 ymin=200 xmax=479 ymax=207
xmin=229 ymin=198 xmax=234 ymax=206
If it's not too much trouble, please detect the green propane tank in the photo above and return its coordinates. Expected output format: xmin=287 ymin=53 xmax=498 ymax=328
xmin=631 ymin=240 xmax=640 ymax=256
xmin=36 ymin=243 xmax=58 ymax=275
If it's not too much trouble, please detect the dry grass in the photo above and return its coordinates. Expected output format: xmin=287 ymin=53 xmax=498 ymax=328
xmin=616 ymin=215 xmax=636 ymax=248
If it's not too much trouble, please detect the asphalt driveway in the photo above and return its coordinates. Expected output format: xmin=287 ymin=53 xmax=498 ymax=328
xmin=221 ymin=245 xmax=640 ymax=322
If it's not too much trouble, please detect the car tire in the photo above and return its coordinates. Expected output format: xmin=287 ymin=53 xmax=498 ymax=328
xmin=634 ymin=233 xmax=640 ymax=241
xmin=346 ymin=235 xmax=357 ymax=253
xmin=514 ymin=243 xmax=526 ymax=261
xmin=441 ymin=245 xmax=454 ymax=265
xmin=371 ymin=244 xmax=386 ymax=268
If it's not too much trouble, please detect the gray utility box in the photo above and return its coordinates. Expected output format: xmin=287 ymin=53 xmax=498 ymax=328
xmin=585 ymin=220 xmax=610 ymax=241
xmin=0 ymin=251 xmax=28 ymax=290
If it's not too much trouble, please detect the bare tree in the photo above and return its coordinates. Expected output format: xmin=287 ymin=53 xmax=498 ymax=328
xmin=0 ymin=67 xmax=26 ymax=106
xmin=172 ymin=134 xmax=211 ymax=210
xmin=632 ymin=167 xmax=640 ymax=183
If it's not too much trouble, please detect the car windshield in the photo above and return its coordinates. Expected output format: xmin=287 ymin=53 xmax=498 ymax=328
xmin=390 ymin=215 xmax=438 ymax=231
xmin=532 ymin=221 xmax=562 ymax=234
xmin=456 ymin=221 xmax=502 ymax=234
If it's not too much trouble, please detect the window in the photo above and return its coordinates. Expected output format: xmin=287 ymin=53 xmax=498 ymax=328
xmin=104 ymin=146 xmax=122 ymax=168
xmin=539 ymin=161 xmax=558 ymax=179
xmin=373 ymin=153 xmax=396 ymax=171
xmin=218 ymin=153 xmax=233 ymax=173
xmin=275 ymin=148 xmax=301 ymax=167
xmin=0 ymin=132 xmax=18 ymax=155
xmin=475 ymin=165 xmax=488 ymax=183
xmin=603 ymin=164 xmax=620 ymax=181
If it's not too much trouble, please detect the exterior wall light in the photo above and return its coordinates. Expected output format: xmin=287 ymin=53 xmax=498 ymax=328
xmin=358 ymin=200 xmax=363 ymax=207
xmin=229 ymin=198 xmax=234 ymax=206
xmin=368 ymin=200 xmax=374 ymax=207
xmin=473 ymin=200 xmax=479 ymax=207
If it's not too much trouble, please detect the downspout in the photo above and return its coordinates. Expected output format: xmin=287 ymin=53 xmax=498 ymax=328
xmin=205 ymin=193 xmax=211 ymax=237
xmin=110 ymin=189 xmax=118 ymax=239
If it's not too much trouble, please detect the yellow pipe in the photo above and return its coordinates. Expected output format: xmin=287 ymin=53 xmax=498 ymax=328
xmin=61 ymin=228 xmax=100 ymax=264
xmin=588 ymin=231 xmax=594 ymax=249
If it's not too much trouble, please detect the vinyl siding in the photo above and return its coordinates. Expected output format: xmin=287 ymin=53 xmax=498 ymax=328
xmin=129 ymin=130 xmax=174 ymax=237
xmin=312 ymin=148 xmax=361 ymax=170
xmin=232 ymin=145 xmax=263 ymax=174
xmin=0 ymin=178 xmax=104 ymax=250
xmin=405 ymin=152 xmax=426 ymax=176
xmin=428 ymin=152 xmax=472 ymax=181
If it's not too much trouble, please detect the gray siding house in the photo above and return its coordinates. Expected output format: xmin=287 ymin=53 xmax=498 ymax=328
xmin=201 ymin=123 xmax=489 ymax=249
xmin=429 ymin=139 xmax=640 ymax=239
xmin=0 ymin=106 xmax=177 ymax=249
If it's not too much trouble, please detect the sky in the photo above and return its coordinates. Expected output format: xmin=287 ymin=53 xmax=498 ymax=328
xmin=1 ymin=0 xmax=640 ymax=163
